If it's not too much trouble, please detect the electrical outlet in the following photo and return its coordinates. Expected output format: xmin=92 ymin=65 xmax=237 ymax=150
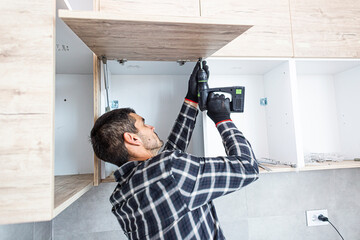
xmin=306 ymin=209 xmax=329 ymax=226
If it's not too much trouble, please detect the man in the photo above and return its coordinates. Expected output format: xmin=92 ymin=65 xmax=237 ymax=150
xmin=90 ymin=61 xmax=259 ymax=240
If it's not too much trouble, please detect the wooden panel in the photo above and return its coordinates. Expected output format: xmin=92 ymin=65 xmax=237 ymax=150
xmin=290 ymin=0 xmax=360 ymax=58
xmin=100 ymin=0 xmax=200 ymax=17
xmin=201 ymin=0 xmax=293 ymax=57
xmin=0 ymin=0 xmax=54 ymax=224
xmin=93 ymin=55 xmax=101 ymax=186
xmin=54 ymin=174 xmax=93 ymax=217
xmin=59 ymin=10 xmax=252 ymax=61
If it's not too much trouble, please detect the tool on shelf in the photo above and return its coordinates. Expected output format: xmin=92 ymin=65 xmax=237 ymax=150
xmin=258 ymin=158 xmax=297 ymax=168
xmin=197 ymin=58 xmax=245 ymax=112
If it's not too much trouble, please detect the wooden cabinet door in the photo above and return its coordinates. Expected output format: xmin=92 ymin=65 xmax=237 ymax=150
xmin=0 ymin=0 xmax=54 ymax=224
xmin=290 ymin=0 xmax=360 ymax=58
xmin=100 ymin=0 xmax=200 ymax=17
xmin=201 ymin=0 xmax=293 ymax=57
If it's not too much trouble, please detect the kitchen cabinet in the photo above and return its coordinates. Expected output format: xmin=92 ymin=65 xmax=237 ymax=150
xmin=200 ymin=0 xmax=293 ymax=57
xmin=290 ymin=0 xmax=360 ymax=57
xmin=203 ymin=58 xmax=360 ymax=172
xmin=0 ymin=0 xmax=94 ymax=224
xmin=98 ymin=0 xmax=200 ymax=17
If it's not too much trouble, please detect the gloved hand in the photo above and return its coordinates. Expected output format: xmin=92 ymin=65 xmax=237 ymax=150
xmin=185 ymin=61 xmax=209 ymax=103
xmin=207 ymin=93 xmax=231 ymax=125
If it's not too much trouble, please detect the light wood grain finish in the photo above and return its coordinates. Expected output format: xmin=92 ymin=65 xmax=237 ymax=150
xmin=54 ymin=174 xmax=93 ymax=217
xmin=59 ymin=10 xmax=251 ymax=61
xmin=93 ymin=54 xmax=101 ymax=186
xmin=0 ymin=0 xmax=54 ymax=224
xmin=290 ymin=0 xmax=360 ymax=58
xmin=201 ymin=0 xmax=293 ymax=57
xmin=100 ymin=0 xmax=200 ymax=17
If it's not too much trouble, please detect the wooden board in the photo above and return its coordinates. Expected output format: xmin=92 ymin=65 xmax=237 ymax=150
xmin=59 ymin=10 xmax=252 ymax=61
xmin=0 ymin=0 xmax=55 ymax=224
xmin=290 ymin=0 xmax=360 ymax=58
xmin=54 ymin=174 xmax=93 ymax=217
xmin=200 ymin=0 xmax=293 ymax=57
xmin=100 ymin=0 xmax=200 ymax=17
xmin=93 ymin=54 xmax=101 ymax=186
xmin=259 ymin=160 xmax=360 ymax=174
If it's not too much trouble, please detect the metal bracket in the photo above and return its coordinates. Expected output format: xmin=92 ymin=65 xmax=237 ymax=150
xmin=177 ymin=60 xmax=189 ymax=66
xmin=101 ymin=56 xmax=111 ymax=112
xmin=117 ymin=59 xmax=128 ymax=65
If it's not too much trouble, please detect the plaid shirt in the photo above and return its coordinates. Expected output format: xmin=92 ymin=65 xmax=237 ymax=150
xmin=110 ymin=102 xmax=259 ymax=240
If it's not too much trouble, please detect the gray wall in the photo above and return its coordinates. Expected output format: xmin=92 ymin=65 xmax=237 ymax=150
xmin=0 ymin=221 xmax=51 ymax=240
xmin=51 ymin=168 xmax=360 ymax=240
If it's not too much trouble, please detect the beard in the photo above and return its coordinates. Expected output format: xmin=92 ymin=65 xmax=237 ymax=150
xmin=139 ymin=132 xmax=164 ymax=156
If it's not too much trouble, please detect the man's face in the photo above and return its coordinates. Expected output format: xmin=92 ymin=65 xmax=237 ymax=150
xmin=130 ymin=113 xmax=164 ymax=155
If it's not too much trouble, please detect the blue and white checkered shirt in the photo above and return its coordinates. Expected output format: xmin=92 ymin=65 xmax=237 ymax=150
xmin=110 ymin=102 xmax=259 ymax=240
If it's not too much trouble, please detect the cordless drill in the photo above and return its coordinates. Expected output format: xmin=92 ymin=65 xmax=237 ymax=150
xmin=197 ymin=59 xmax=245 ymax=112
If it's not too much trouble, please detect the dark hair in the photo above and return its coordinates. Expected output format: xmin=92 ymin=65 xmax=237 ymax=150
xmin=90 ymin=108 xmax=137 ymax=167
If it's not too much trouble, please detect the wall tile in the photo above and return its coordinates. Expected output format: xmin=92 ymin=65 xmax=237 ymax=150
xmin=53 ymin=182 xmax=121 ymax=238
xmin=0 ymin=222 xmax=33 ymax=240
xmin=54 ymin=230 xmax=127 ymax=240
xmin=34 ymin=221 xmax=52 ymax=240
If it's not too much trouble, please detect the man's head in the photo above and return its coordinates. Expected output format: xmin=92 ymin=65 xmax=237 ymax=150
xmin=90 ymin=108 xmax=163 ymax=167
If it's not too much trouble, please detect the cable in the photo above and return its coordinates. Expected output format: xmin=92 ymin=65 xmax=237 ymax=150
xmin=318 ymin=214 xmax=344 ymax=240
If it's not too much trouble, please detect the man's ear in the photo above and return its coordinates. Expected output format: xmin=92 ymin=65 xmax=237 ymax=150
xmin=123 ymin=132 xmax=142 ymax=146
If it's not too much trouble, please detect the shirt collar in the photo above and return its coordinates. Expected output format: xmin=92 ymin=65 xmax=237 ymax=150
xmin=114 ymin=160 xmax=141 ymax=184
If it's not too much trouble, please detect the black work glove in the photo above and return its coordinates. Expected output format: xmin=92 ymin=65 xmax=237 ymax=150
xmin=185 ymin=61 xmax=209 ymax=103
xmin=207 ymin=93 xmax=231 ymax=125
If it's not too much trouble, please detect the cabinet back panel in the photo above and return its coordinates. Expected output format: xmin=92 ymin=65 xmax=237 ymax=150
xmin=55 ymin=74 xmax=94 ymax=175
xmin=203 ymin=75 xmax=269 ymax=159
xmin=297 ymin=75 xmax=341 ymax=155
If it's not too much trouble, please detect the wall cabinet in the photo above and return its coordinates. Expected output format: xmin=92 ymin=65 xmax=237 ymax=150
xmin=2 ymin=0 xmax=359 ymax=225
xmin=98 ymin=0 xmax=200 ymax=17
xmin=290 ymin=0 xmax=360 ymax=58
xmin=0 ymin=0 xmax=94 ymax=225
xmin=200 ymin=0 xmax=293 ymax=57
xmin=203 ymin=58 xmax=360 ymax=172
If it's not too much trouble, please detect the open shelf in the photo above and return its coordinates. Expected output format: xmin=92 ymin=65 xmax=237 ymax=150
xmin=296 ymin=60 xmax=360 ymax=165
xmin=54 ymin=174 xmax=93 ymax=217
xmin=203 ymin=59 xmax=299 ymax=167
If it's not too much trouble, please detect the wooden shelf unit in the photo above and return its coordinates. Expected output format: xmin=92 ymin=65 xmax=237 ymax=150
xmin=54 ymin=174 xmax=93 ymax=217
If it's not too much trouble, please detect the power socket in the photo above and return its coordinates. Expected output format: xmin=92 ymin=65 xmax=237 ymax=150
xmin=306 ymin=209 xmax=329 ymax=226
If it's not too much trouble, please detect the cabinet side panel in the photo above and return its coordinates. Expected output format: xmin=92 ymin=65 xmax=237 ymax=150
xmin=334 ymin=66 xmax=360 ymax=159
xmin=264 ymin=62 xmax=298 ymax=164
xmin=0 ymin=0 xmax=55 ymax=223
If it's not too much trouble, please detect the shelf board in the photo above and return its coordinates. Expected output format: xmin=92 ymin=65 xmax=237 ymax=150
xmin=301 ymin=160 xmax=360 ymax=171
xmin=259 ymin=160 xmax=360 ymax=173
xmin=54 ymin=174 xmax=93 ymax=217
xmin=59 ymin=10 xmax=252 ymax=61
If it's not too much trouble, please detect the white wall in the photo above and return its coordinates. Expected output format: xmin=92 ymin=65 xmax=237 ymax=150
xmin=55 ymin=74 xmax=94 ymax=175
